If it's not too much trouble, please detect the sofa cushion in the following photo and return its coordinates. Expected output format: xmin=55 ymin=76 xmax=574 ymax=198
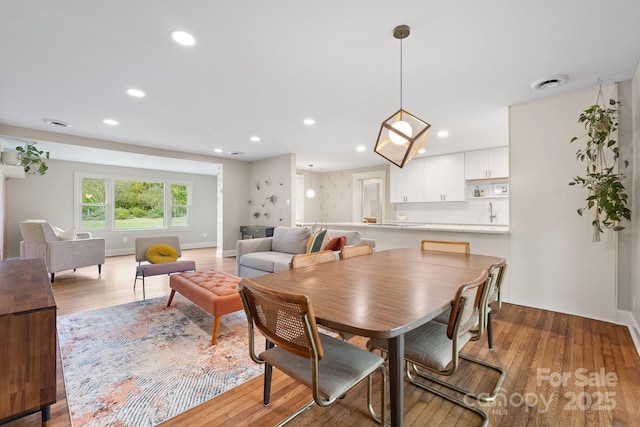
xmin=240 ymin=251 xmax=294 ymax=273
xmin=306 ymin=229 xmax=330 ymax=253
xmin=272 ymin=226 xmax=310 ymax=254
xmin=327 ymin=229 xmax=362 ymax=246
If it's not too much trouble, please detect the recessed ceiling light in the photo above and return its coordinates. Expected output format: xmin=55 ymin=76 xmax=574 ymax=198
xmin=170 ymin=30 xmax=195 ymax=46
xmin=43 ymin=118 xmax=69 ymax=127
xmin=418 ymin=148 xmax=426 ymax=154
xmin=213 ymin=148 xmax=223 ymax=153
xmin=127 ymin=88 xmax=145 ymax=98
xmin=250 ymin=136 xmax=260 ymax=142
xmin=531 ymin=75 xmax=569 ymax=90
xmin=356 ymin=145 xmax=366 ymax=152
xmin=437 ymin=130 xmax=449 ymax=138
xmin=103 ymin=119 xmax=119 ymax=126
xmin=303 ymin=118 xmax=315 ymax=126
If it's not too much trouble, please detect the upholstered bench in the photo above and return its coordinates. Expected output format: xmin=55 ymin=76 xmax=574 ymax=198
xmin=167 ymin=270 xmax=243 ymax=345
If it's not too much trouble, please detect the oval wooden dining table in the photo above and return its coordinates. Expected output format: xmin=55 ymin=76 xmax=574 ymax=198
xmin=250 ymin=247 xmax=505 ymax=427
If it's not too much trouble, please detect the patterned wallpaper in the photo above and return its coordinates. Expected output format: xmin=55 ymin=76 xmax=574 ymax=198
xmin=317 ymin=171 xmax=353 ymax=222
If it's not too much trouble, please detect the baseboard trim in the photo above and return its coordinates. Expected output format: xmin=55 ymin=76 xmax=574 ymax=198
xmin=617 ymin=310 xmax=640 ymax=357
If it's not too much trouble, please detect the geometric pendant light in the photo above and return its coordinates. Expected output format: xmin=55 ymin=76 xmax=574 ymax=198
xmin=374 ymin=25 xmax=431 ymax=168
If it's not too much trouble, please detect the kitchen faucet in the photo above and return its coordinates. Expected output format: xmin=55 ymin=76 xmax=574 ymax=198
xmin=489 ymin=202 xmax=496 ymax=223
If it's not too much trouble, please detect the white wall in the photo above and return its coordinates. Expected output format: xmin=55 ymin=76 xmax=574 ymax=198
xmin=509 ymin=84 xmax=619 ymax=322
xmin=6 ymin=158 xmax=219 ymax=258
xmin=631 ymin=63 xmax=640 ymax=331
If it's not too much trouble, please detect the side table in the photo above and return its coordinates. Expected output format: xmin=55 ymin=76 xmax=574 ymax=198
xmin=240 ymin=225 xmax=275 ymax=239
xmin=0 ymin=258 xmax=57 ymax=427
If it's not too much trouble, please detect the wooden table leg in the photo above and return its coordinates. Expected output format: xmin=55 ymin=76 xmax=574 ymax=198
xmin=388 ymin=335 xmax=404 ymax=427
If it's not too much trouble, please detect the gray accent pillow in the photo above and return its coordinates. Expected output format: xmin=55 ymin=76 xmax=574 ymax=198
xmin=272 ymin=227 xmax=311 ymax=254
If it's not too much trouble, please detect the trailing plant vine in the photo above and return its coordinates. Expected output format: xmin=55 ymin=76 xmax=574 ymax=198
xmin=569 ymin=87 xmax=630 ymax=241
xmin=15 ymin=141 xmax=49 ymax=175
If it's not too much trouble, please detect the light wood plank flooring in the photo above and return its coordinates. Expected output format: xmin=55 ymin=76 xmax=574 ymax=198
xmin=4 ymin=248 xmax=640 ymax=427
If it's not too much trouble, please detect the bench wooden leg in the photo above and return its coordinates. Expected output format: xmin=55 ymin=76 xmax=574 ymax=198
xmin=211 ymin=316 xmax=222 ymax=345
xmin=167 ymin=290 xmax=176 ymax=307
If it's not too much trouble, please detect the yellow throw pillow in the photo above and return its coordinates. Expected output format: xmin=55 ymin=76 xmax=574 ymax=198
xmin=306 ymin=229 xmax=329 ymax=253
xmin=146 ymin=244 xmax=178 ymax=264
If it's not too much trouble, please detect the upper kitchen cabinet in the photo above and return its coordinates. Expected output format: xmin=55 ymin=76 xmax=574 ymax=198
xmin=424 ymin=152 xmax=466 ymax=202
xmin=389 ymin=157 xmax=425 ymax=203
xmin=465 ymin=146 xmax=509 ymax=180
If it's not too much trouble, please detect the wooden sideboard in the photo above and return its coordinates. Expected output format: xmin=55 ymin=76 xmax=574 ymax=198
xmin=0 ymin=258 xmax=57 ymax=427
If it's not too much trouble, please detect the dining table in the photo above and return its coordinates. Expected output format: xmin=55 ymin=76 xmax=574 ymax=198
xmin=250 ymin=247 xmax=505 ymax=427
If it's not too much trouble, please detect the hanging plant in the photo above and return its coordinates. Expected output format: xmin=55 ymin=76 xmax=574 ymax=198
xmin=15 ymin=141 xmax=49 ymax=175
xmin=569 ymin=86 xmax=630 ymax=241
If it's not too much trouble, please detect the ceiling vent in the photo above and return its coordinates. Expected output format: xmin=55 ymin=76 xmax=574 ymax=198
xmin=531 ymin=75 xmax=569 ymax=90
xmin=43 ymin=118 xmax=70 ymax=127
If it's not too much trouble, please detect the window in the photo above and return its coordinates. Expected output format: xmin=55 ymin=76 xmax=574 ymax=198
xmin=170 ymin=183 xmax=189 ymax=227
xmin=81 ymin=178 xmax=107 ymax=230
xmin=76 ymin=174 xmax=192 ymax=231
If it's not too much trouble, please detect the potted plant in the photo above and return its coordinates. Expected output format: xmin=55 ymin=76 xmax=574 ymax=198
xmin=569 ymin=93 xmax=630 ymax=241
xmin=15 ymin=141 xmax=49 ymax=175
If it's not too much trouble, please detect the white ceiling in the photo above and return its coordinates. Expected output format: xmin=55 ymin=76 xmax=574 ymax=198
xmin=1 ymin=1 xmax=640 ymax=172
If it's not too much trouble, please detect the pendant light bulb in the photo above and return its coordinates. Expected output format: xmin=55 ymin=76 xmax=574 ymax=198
xmin=306 ymin=164 xmax=315 ymax=198
xmin=390 ymin=120 xmax=413 ymax=145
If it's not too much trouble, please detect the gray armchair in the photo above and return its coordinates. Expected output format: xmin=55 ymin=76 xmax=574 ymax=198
xmin=19 ymin=220 xmax=106 ymax=282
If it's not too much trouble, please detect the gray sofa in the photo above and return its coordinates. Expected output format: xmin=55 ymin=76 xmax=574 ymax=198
xmin=236 ymin=226 xmax=375 ymax=278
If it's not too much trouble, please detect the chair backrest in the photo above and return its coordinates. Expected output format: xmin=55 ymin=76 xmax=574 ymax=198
xmin=421 ymin=240 xmax=470 ymax=254
xmin=340 ymin=243 xmax=373 ymax=259
xmin=290 ymin=250 xmax=336 ymax=269
xmin=446 ymin=270 xmax=488 ymax=340
xmin=239 ymin=277 xmax=323 ymax=360
xmin=134 ymin=236 xmax=182 ymax=262
xmin=485 ymin=258 xmax=508 ymax=310
xmin=19 ymin=220 xmax=58 ymax=243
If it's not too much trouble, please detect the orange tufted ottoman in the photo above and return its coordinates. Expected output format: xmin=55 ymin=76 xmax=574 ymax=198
xmin=167 ymin=270 xmax=243 ymax=345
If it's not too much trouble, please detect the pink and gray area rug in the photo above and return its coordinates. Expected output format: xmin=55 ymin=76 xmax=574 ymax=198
xmin=57 ymin=294 xmax=263 ymax=426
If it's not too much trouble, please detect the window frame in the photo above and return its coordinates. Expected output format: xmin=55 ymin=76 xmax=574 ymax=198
xmin=75 ymin=173 xmax=193 ymax=232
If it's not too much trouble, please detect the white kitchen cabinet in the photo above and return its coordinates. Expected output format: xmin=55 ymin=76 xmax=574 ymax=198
xmin=465 ymin=146 xmax=509 ymax=179
xmin=389 ymin=158 xmax=425 ymax=203
xmin=423 ymin=152 xmax=466 ymax=202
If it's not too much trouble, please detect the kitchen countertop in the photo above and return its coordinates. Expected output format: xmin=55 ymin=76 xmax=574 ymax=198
xmin=299 ymin=222 xmax=510 ymax=234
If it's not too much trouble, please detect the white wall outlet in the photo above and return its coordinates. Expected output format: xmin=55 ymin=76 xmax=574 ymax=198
xmin=123 ymin=237 xmax=128 ymax=243
xmin=633 ymin=296 xmax=637 ymax=311
xmin=203 ymin=233 xmax=207 ymax=238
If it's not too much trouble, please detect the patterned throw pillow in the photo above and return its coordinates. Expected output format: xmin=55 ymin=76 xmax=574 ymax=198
xmin=146 ymin=244 xmax=179 ymax=264
xmin=306 ymin=229 xmax=330 ymax=253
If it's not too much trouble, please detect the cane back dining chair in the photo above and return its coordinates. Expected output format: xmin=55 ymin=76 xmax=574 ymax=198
xmin=290 ymin=250 xmax=336 ymax=269
xmin=366 ymin=270 xmax=504 ymax=426
xmin=238 ymin=278 xmax=386 ymax=426
xmin=420 ymin=239 xmax=470 ymax=254
xmin=339 ymin=243 xmax=373 ymax=259
xmin=432 ymin=258 xmax=508 ymax=352
xmin=484 ymin=259 xmax=508 ymax=350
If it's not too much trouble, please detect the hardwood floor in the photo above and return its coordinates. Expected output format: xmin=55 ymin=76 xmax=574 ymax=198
xmin=4 ymin=247 xmax=640 ymax=427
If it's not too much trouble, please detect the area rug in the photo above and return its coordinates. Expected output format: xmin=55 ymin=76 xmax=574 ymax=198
xmin=57 ymin=294 xmax=263 ymax=427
